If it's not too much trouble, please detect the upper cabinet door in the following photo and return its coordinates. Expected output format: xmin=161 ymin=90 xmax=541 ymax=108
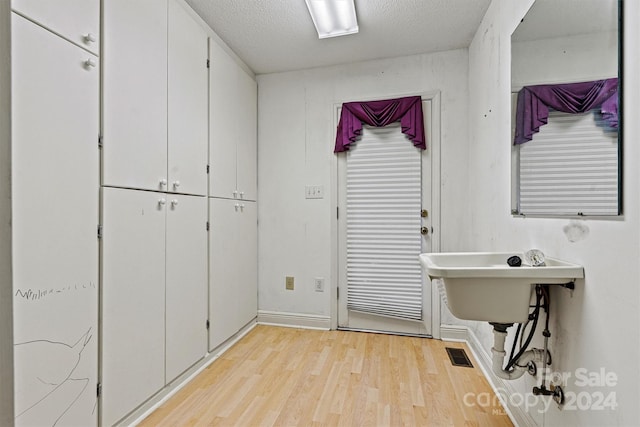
xmin=168 ymin=0 xmax=208 ymax=196
xmin=12 ymin=0 xmax=100 ymax=55
xmin=103 ymin=0 xmax=168 ymax=192
xmin=236 ymin=70 xmax=258 ymax=201
xmin=209 ymin=41 xmax=239 ymax=199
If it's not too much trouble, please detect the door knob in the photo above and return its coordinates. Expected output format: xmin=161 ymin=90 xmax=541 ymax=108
xmin=421 ymin=227 xmax=429 ymax=235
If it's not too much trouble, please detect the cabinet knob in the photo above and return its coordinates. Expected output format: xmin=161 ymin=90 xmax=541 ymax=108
xmin=84 ymin=59 xmax=97 ymax=68
xmin=239 ymin=191 xmax=245 ymax=199
xmin=240 ymin=204 xmax=245 ymax=212
xmin=234 ymin=204 xmax=240 ymax=211
xmin=158 ymin=198 xmax=166 ymax=206
xmin=173 ymin=181 xmax=180 ymax=190
xmin=171 ymin=199 xmax=179 ymax=208
xmin=233 ymin=190 xmax=238 ymax=199
xmin=159 ymin=178 xmax=167 ymax=188
xmin=83 ymin=33 xmax=97 ymax=43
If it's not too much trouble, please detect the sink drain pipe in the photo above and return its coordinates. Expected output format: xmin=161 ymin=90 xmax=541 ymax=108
xmin=490 ymin=322 xmax=547 ymax=380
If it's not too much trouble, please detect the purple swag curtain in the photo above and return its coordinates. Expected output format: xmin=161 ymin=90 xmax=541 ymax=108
xmin=514 ymin=78 xmax=619 ymax=145
xmin=334 ymin=96 xmax=426 ymax=152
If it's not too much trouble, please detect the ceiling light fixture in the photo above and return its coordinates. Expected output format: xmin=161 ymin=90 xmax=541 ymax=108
xmin=304 ymin=0 xmax=359 ymax=39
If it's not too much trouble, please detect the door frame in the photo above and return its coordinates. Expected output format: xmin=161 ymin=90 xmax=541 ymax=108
xmin=330 ymin=90 xmax=442 ymax=338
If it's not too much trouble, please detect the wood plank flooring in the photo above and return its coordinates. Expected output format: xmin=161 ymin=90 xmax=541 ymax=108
xmin=139 ymin=325 xmax=513 ymax=426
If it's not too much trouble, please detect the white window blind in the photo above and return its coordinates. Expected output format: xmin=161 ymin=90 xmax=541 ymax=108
xmin=346 ymin=124 xmax=423 ymax=321
xmin=517 ymin=110 xmax=619 ymax=216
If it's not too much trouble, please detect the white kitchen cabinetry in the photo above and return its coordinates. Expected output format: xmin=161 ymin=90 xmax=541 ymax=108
xmin=209 ymin=198 xmax=257 ymax=350
xmin=12 ymin=0 xmax=100 ymax=55
xmin=103 ymin=0 xmax=208 ymax=196
xmin=102 ymin=188 xmax=207 ymax=425
xmin=209 ymin=41 xmax=257 ymax=201
xmin=11 ymin=10 xmax=99 ymax=427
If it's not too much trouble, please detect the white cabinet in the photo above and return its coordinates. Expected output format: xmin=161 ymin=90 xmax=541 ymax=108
xmin=209 ymin=41 xmax=257 ymax=201
xmin=101 ymin=189 xmax=166 ymax=427
xmin=168 ymin=0 xmax=209 ymax=197
xmin=12 ymin=0 xmax=100 ymax=55
xmin=102 ymin=188 xmax=207 ymax=425
xmin=11 ymin=11 xmax=99 ymax=427
xmin=209 ymin=198 xmax=257 ymax=350
xmin=166 ymin=194 xmax=208 ymax=382
xmin=103 ymin=0 xmax=208 ymax=196
xmin=103 ymin=0 xmax=167 ymax=193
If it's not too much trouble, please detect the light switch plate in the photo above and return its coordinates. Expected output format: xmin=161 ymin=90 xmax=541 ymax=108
xmin=305 ymin=185 xmax=324 ymax=199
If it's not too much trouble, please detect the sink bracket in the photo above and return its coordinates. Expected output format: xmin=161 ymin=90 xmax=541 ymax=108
xmin=536 ymin=281 xmax=575 ymax=290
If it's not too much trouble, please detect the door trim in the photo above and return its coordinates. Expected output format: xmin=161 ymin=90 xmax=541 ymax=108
xmin=330 ymin=90 xmax=441 ymax=338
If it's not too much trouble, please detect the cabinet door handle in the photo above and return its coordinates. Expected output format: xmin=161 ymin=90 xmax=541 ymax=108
xmin=233 ymin=190 xmax=238 ymax=199
xmin=239 ymin=191 xmax=244 ymax=200
xmin=173 ymin=181 xmax=180 ymax=190
xmin=158 ymin=198 xmax=166 ymax=207
xmin=84 ymin=59 xmax=97 ymax=69
xmin=84 ymin=33 xmax=97 ymax=43
xmin=240 ymin=204 xmax=245 ymax=212
xmin=171 ymin=199 xmax=179 ymax=208
xmin=234 ymin=204 xmax=240 ymax=212
xmin=159 ymin=178 xmax=168 ymax=188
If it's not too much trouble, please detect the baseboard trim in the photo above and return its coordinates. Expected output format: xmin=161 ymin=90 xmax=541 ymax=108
xmin=122 ymin=320 xmax=257 ymax=427
xmin=441 ymin=324 xmax=537 ymax=427
xmin=257 ymin=310 xmax=331 ymax=330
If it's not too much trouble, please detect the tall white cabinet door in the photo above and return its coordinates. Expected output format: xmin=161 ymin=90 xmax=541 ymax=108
xmin=236 ymin=201 xmax=258 ymax=327
xmin=12 ymin=0 xmax=100 ymax=54
xmin=168 ymin=0 xmax=208 ymax=197
xmin=12 ymin=13 xmax=99 ymax=427
xmin=166 ymin=194 xmax=208 ymax=382
xmin=236 ymin=71 xmax=258 ymax=202
xmin=103 ymin=0 xmax=168 ymax=192
xmin=101 ymin=188 xmax=166 ymax=427
xmin=209 ymin=41 xmax=239 ymax=199
xmin=208 ymin=198 xmax=240 ymax=351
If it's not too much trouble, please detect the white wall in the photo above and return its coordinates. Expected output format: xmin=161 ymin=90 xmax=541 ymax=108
xmin=257 ymin=49 xmax=469 ymax=319
xmin=0 ymin=2 xmax=14 ymax=426
xmin=467 ymin=0 xmax=640 ymax=425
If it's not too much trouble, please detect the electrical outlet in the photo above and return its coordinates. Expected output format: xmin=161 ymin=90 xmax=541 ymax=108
xmin=314 ymin=277 xmax=324 ymax=292
xmin=285 ymin=276 xmax=294 ymax=290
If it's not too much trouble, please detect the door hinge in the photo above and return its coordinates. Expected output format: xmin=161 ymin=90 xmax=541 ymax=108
xmin=206 ymin=59 xmax=210 ymax=68
xmin=206 ymin=221 xmax=210 ymax=231
xmin=337 ymin=287 xmax=339 ymax=299
xmin=206 ymin=319 xmax=210 ymax=329
xmin=97 ymin=225 xmax=102 ymax=239
xmin=98 ymin=135 xmax=103 ymax=148
xmin=96 ymin=383 xmax=102 ymax=397
xmin=336 ymin=207 xmax=339 ymax=219
xmin=206 ymin=164 xmax=210 ymax=174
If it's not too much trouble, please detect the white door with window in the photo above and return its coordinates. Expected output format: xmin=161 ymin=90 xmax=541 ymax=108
xmin=337 ymin=97 xmax=436 ymax=335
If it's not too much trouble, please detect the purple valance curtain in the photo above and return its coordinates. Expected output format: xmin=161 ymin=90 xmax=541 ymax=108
xmin=334 ymin=96 xmax=425 ymax=152
xmin=514 ymin=78 xmax=619 ymax=145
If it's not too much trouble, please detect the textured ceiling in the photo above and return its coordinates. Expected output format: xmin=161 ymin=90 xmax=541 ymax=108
xmin=512 ymin=0 xmax=618 ymax=42
xmin=184 ymin=0 xmax=492 ymax=75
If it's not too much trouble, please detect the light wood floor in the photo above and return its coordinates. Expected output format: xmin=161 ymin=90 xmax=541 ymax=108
xmin=140 ymin=325 xmax=513 ymax=426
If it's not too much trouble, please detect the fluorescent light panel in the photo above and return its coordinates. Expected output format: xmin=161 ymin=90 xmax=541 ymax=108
xmin=305 ymin=0 xmax=359 ymax=39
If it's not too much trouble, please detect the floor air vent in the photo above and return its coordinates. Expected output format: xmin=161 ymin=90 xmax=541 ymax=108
xmin=445 ymin=347 xmax=473 ymax=368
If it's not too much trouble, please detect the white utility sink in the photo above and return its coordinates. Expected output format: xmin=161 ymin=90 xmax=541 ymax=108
xmin=419 ymin=252 xmax=584 ymax=323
